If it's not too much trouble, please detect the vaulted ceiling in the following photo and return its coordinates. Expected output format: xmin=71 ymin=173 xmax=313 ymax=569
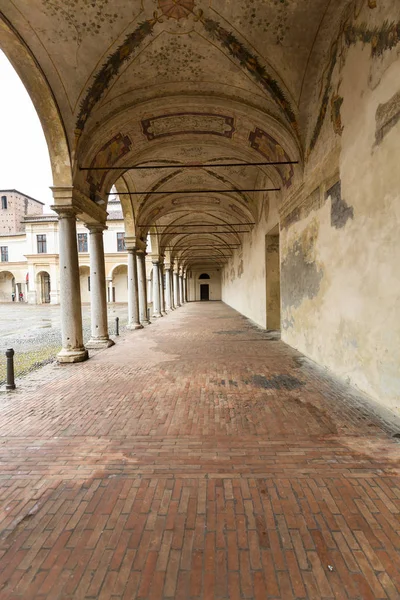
xmin=0 ymin=0 xmax=350 ymax=269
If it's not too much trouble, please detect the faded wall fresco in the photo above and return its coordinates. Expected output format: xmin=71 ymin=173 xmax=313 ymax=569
xmin=222 ymin=194 xmax=280 ymax=329
xmin=280 ymin=1 xmax=400 ymax=413
xmin=223 ymin=1 xmax=400 ymax=415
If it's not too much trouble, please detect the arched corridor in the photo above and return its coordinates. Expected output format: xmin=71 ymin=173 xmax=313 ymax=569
xmin=1 ymin=1 xmax=400 ymax=597
xmin=0 ymin=302 xmax=399 ymax=598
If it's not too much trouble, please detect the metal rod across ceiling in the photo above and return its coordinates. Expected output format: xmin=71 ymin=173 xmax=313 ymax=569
xmin=80 ymin=161 xmax=298 ymax=171
xmin=168 ymin=245 xmax=240 ymax=247
xmin=109 ymin=188 xmax=280 ymax=195
xmin=157 ymin=231 xmax=251 ymax=235
xmin=139 ymin=222 xmax=255 ymax=227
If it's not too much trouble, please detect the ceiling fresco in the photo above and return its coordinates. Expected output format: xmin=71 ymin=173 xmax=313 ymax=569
xmin=1 ymin=0 xmax=371 ymax=269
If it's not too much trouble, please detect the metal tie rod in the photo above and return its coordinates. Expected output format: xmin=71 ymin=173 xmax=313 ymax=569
xmin=111 ymin=188 xmax=279 ymax=195
xmin=158 ymin=231 xmax=251 ymax=235
xmin=80 ymin=161 xmax=298 ymax=171
xmin=139 ymin=222 xmax=255 ymax=227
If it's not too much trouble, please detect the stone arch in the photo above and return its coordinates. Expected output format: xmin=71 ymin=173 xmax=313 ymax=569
xmin=36 ymin=271 xmax=51 ymax=304
xmin=0 ymin=270 xmax=16 ymax=302
xmin=109 ymin=264 xmax=128 ymax=303
xmin=0 ymin=16 xmax=72 ymax=187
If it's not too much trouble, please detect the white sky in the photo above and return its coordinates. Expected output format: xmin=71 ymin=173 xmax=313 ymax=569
xmin=0 ymin=50 xmax=53 ymax=208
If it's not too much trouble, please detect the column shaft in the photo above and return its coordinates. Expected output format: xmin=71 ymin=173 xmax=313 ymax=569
xmin=127 ymin=249 xmax=143 ymax=330
xmin=152 ymin=262 xmax=162 ymax=318
xmin=174 ymin=272 xmax=180 ymax=307
xmin=56 ymin=210 xmax=88 ymax=362
xmin=137 ymin=251 xmax=150 ymax=324
xmin=179 ymin=275 xmax=184 ymax=305
xmin=165 ymin=268 xmax=172 ymax=311
xmin=86 ymin=225 xmax=114 ymax=349
xmin=159 ymin=264 xmax=165 ymax=315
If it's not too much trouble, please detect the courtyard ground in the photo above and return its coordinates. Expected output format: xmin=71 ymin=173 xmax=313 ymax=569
xmin=0 ymin=301 xmax=399 ymax=599
xmin=0 ymin=303 xmax=129 ymax=385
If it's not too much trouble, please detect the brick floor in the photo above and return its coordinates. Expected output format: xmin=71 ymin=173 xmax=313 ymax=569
xmin=0 ymin=302 xmax=400 ymax=599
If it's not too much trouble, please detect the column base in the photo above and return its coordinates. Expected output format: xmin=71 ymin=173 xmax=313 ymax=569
xmin=85 ymin=338 xmax=115 ymax=349
xmin=57 ymin=348 xmax=89 ymax=363
xmin=127 ymin=323 xmax=144 ymax=330
xmin=153 ymin=313 xmax=162 ymax=318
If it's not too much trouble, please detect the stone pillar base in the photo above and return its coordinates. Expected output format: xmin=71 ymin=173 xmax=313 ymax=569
xmin=86 ymin=338 xmax=115 ymax=349
xmin=57 ymin=348 xmax=89 ymax=363
xmin=27 ymin=291 xmax=37 ymax=305
xmin=153 ymin=313 xmax=162 ymax=318
xmin=127 ymin=323 xmax=143 ymax=330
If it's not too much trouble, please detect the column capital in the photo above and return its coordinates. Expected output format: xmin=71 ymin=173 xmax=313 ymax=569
xmin=52 ymin=205 xmax=79 ymax=219
xmin=125 ymin=236 xmax=141 ymax=251
xmin=85 ymin=223 xmax=107 ymax=233
xmin=51 ymin=185 xmax=107 ymax=225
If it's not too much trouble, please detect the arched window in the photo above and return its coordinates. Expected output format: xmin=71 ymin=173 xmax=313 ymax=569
xmin=199 ymin=273 xmax=210 ymax=279
xmin=1 ymin=196 xmax=7 ymax=209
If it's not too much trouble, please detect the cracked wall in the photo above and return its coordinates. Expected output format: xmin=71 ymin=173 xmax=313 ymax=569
xmin=281 ymin=29 xmax=400 ymax=415
xmin=223 ymin=1 xmax=400 ymax=415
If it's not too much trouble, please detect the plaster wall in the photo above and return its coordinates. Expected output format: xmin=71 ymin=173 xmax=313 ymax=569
xmin=104 ymin=223 xmax=125 ymax=254
xmin=79 ymin=267 xmax=91 ymax=303
xmin=188 ymin=269 xmax=222 ymax=302
xmin=280 ymin=44 xmax=400 ymax=414
xmin=25 ymin=223 xmax=58 ymax=255
xmin=113 ymin=267 xmax=128 ymax=302
xmin=0 ymin=235 xmax=26 ymax=262
xmin=222 ymin=196 xmax=279 ymax=328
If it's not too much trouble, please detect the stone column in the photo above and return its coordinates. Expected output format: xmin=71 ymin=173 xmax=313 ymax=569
xmin=137 ymin=251 xmax=150 ymax=324
xmin=152 ymin=260 xmax=162 ymax=318
xmin=127 ymin=248 xmax=143 ymax=330
xmin=170 ymin=268 xmax=175 ymax=309
xmin=184 ymin=276 xmax=188 ymax=302
xmin=55 ymin=208 xmax=88 ymax=363
xmin=165 ymin=267 xmax=172 ymax=311
xmin=86 ymin=224 xmax=114 ymax=349
xmin=179 ymin=273 xmax=184 ymax=305
xmin=107 ymin=278 xmax=113 ymax=303
xmin=174 ymin=271 xmax=180 ymax=307
xmin=159 ymin=263 xmax=166 ymax=315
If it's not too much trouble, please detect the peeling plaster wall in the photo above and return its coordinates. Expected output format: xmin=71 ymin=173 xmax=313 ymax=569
xmin=281 ymin=42 xmax=400 ymax=414
xmin=222 ymin=197 xmax=279 ymax=328
xmin=222 ymin=3 xmax=400 ymax=414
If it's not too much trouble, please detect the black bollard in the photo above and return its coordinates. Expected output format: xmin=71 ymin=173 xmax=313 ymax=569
xmin=6 ymin=349 xmax=15 ymax=390
xmin=115 ymin=317 xmax=119 ymax=336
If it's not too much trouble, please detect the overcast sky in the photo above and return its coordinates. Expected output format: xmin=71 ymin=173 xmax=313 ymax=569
xmin=0 ymin=50 xmax=53 ymax=208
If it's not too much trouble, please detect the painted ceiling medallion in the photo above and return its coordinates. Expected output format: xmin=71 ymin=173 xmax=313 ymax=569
xmin=158 ymin=0 xmax=195 ymax=20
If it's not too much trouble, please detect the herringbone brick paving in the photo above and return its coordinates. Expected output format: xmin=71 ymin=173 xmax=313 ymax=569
xmin=0 ymin=302 xmax=399 ymax=599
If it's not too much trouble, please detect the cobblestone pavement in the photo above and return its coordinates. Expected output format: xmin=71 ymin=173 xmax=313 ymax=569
xmin=0 ymin=303 xmax=129 ymax=384
xmin=0 ymin=302 xmax=400 ymax=599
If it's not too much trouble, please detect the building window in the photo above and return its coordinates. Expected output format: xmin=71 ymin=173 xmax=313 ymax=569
xmin=1 ymin=196 xmax=7 ymax=209
xmin=88 ymin=276 xmax=90 ymax=291
xmin=78 ymin=233 xmax=88 ymax=253
xmin=0 ymin=247 xmax=8 ymax=262
xmin=117 ymin=232 xmax=125 ymax=252
xmin=37 ymin=234 xmax=47 ymax=254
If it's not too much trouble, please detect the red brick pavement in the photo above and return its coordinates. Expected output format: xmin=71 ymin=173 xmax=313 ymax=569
xmin=0 ymin=302 xmax=400 ymax=599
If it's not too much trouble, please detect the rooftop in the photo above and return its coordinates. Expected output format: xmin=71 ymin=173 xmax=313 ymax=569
xmin=0 ymin=189 xmax=45 ymax=206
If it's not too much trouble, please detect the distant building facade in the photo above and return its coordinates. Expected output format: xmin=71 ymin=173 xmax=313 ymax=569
xmin=0 ymin=190 xmax=43 ymax=234
xmin=0 ymin=191 xmax=152 ymax=304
